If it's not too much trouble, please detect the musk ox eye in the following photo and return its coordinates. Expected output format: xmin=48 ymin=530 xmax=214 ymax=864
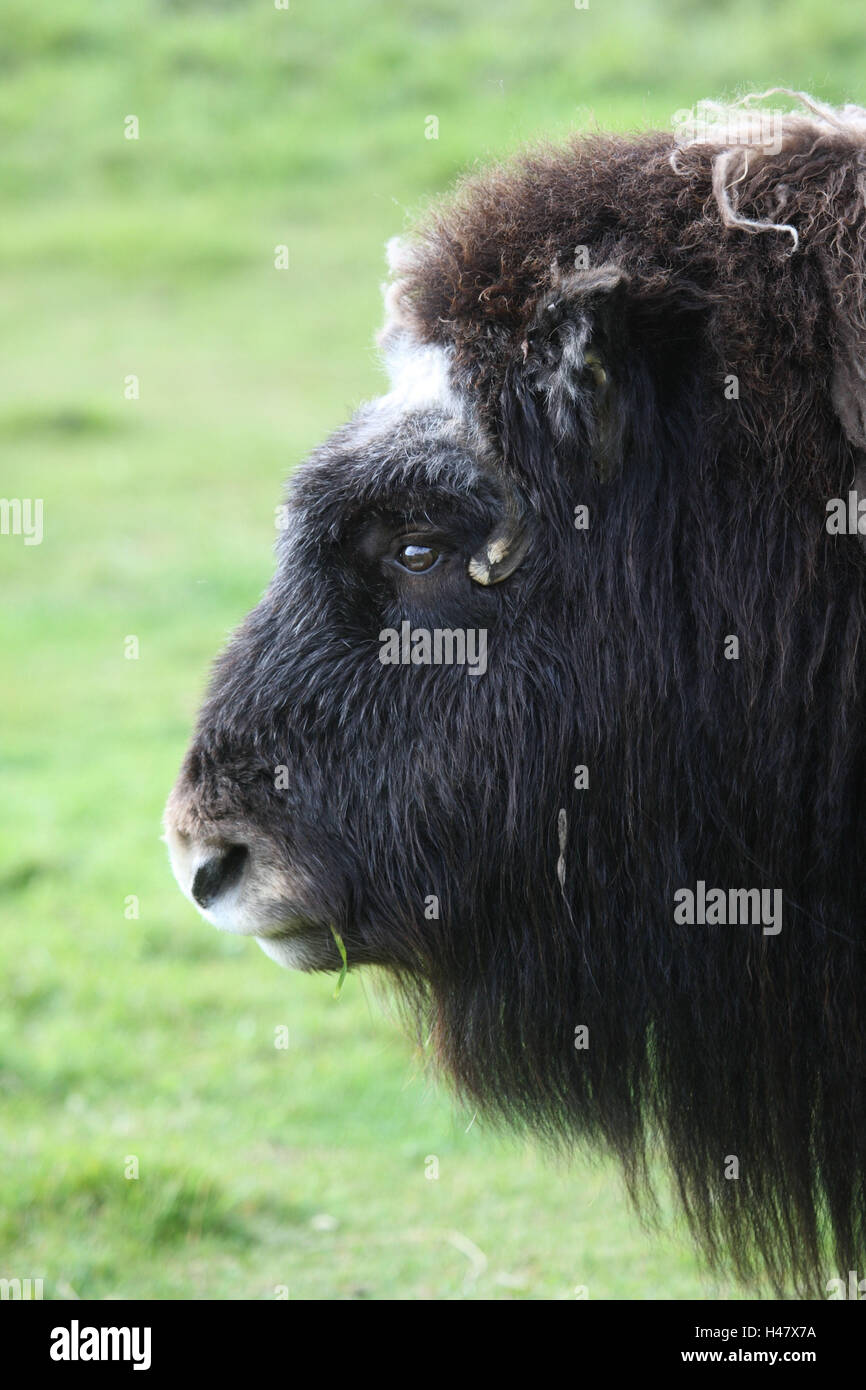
xmin=395 ymin=542 xmax=440 ymax=573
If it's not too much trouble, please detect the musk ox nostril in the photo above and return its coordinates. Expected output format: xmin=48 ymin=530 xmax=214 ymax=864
xmin=191 ymin=844 xmax=248 ymax=909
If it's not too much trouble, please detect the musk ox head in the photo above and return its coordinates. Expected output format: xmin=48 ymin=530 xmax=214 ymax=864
xmin=166 ymin=93 xmax=866 ymax=1291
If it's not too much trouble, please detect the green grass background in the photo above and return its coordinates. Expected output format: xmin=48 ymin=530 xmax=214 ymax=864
xmin=1 ymin=0 xmax=861 ymax=1300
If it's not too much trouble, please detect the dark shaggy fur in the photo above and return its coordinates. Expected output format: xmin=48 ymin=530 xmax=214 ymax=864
xmin=169 ymin=96 xmax=866 ymax=1293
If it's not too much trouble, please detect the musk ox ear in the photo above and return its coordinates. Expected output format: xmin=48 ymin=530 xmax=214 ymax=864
xmin=515 ymin=261 xmax=631 ymax=483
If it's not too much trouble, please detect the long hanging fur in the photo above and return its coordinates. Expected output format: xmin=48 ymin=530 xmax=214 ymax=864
xmin=383 ymin=93 xmax=866 ymax=1293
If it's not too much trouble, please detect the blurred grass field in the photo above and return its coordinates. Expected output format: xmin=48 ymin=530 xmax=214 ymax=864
xmin=1 ymin=0 xmax=861 ymax=1300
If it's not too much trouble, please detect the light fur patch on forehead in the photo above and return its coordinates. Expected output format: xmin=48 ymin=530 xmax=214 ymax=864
xmin=362 ymin=235 xmax=463 ymax=428
xmin=349 ymin=237 xmax=493 ymax=469
xmin=353 ymin=332 xmax=464 ymax=449
xmin=381 ymin=334 xmax=460 ymax=415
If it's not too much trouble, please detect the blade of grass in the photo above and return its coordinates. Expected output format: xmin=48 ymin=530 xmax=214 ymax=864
xmin=330 ymin=925 xmax=348 ymax=999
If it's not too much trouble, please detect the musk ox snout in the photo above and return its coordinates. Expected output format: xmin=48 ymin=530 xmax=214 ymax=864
xmin=163 ymin=758 xmax=337 ymax=969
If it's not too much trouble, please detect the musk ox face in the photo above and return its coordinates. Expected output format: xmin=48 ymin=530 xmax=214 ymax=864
xmin=167 ymin=93 xmax=866 ymax=1291
xmin=165 ymin=334 xmax=541 ymax=974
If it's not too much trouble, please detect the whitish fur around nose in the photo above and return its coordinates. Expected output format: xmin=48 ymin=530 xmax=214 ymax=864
xmin=190 ymin=844 xmax=248 ymax=908
xmin=163 ymin=813 xmax=260 ymax=934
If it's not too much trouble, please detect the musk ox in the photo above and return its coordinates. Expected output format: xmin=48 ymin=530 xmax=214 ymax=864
xmin=166 ymin=92 xmax=866 ymax=1293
